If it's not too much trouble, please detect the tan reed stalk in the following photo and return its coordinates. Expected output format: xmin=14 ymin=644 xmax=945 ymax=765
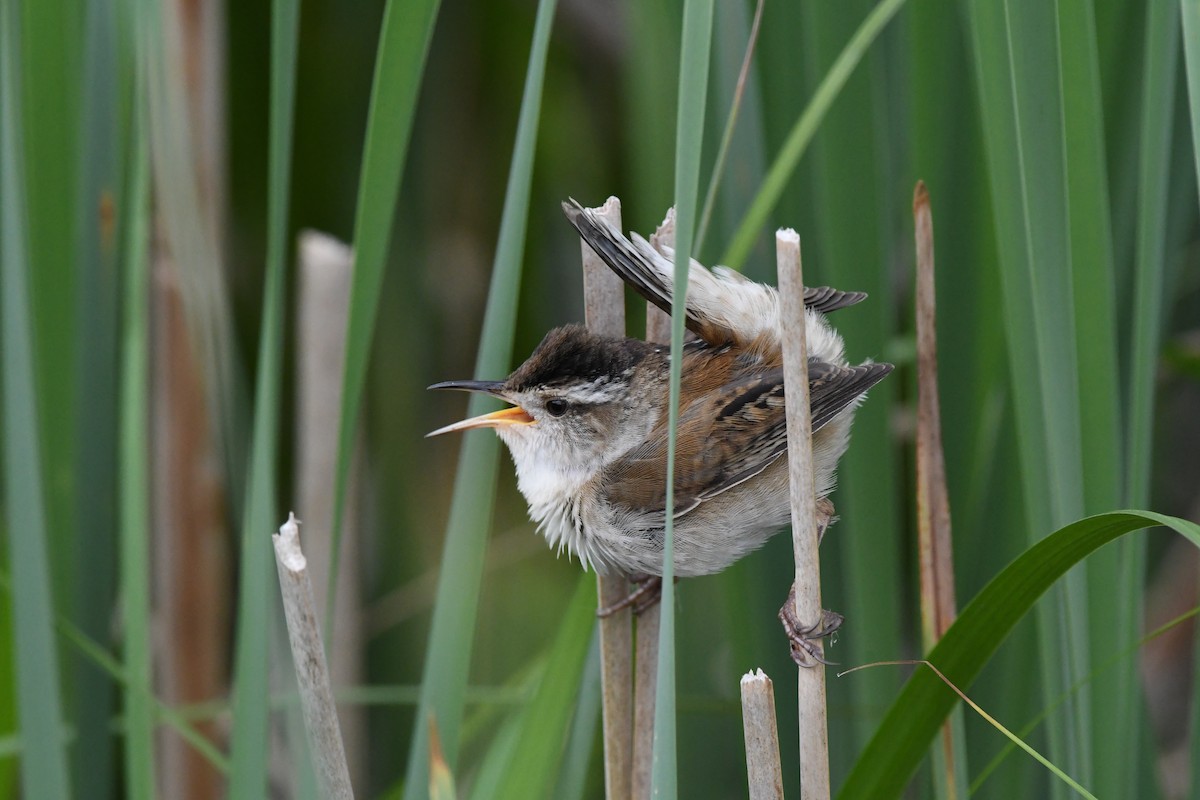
xmin=579 ymin=197 xmax=634 ymax=800
xmin=776 ymin=228 xmax=830 ymax=800
xmin=740 ymin=668 xmax=785 ymax=800
xmin=272 ymin=514 xmax=354 ymax=800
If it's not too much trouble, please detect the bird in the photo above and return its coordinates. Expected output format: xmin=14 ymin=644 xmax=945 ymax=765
xmin=428 ymin=199 xmax=892 ymax=664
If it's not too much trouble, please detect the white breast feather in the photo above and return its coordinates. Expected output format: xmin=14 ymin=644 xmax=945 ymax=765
xmin=503 ymin=437 xmax=601 ymax=571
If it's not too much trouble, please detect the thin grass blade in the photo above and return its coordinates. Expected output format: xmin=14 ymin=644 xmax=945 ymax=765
xmin=402 ymin=1 xmax=558 ymax=795
xmin=329 ymin=0 xmax=442 ymax=615
xmin=970 ymin=606 xmax=1200 ymax=795
xmin=702 ymin=0 xmax=767 ymax=278
xmin=653 ymin=2 xmax=714 ymax=797
xmin=41 ymin=605 xmax=230 ymax=774
xmin=118 ymin=74 xmax=155 ymax=799
xmin=227 ymin=0 xmax=300 ymax=791
xmin=694 ymin=0 xmax=763 ymax=257
xmin=720 ymin=0 xmax=906 ymax=270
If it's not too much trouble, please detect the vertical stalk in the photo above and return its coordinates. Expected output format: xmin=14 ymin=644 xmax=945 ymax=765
xmin=776 ymin=230 xmax=830 ymax=799
xmin=914 ymin=182 xmax=967 ymax=800
xmin=740 ymin=669 xmax=784 ymax=800
xmin=579 ymin=197 xmax=633 ymax=800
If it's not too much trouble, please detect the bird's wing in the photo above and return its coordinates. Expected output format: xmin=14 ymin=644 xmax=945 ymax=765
xmin=600 ymin=359 xmax=893 ymax=521
xmin=563 ymin=199 xmax=866 ymax=348
xmin=800 ymin=285 xmax=868 ymax=314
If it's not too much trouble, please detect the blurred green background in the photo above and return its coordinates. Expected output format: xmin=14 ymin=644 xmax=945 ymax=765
xmin=2 ymin=0 xmax=1200 ymax=797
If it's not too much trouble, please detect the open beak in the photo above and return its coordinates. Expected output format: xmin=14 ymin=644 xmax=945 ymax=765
xmin=426 ymin=380 xmax=534 ymax=437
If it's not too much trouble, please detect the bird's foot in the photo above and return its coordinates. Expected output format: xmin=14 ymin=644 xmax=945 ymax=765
xmin=597 ymin=574 xmax=677 ymax=617
xmin=778 ymin=583 xmax=843 ymax=667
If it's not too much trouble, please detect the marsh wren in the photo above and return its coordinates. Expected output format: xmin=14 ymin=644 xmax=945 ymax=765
xmin=429 ymin=200 xmax=891 ymax=665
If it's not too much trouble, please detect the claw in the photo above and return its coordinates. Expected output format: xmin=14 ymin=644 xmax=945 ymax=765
xmin=779 ymin=583 xmax=844 ymax=667
xmin=781 ymin=606 xmax=844 ymax=667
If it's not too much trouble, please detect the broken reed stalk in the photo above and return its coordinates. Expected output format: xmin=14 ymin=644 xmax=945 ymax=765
xmin=272 ymin=514 xmax=354 ymax=800
xmin=580 ymin=197 xmax=634 ymax=800
xmin=776 ymin=229 xmax=831 ymax=799
xmin=740 ymin=669 xmax=785 ymax=800
xmin=913 ymin=182 xmax=963 ymax=797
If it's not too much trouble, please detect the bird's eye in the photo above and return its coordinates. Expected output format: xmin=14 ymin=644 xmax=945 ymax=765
xmin=545 ymin=398 xmax=569 ymax=417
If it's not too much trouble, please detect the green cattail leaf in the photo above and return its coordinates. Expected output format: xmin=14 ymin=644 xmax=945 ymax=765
xmin=840 ymin=512 xmax=1200 ymax=799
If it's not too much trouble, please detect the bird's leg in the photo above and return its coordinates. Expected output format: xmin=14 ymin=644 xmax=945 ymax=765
xmin=779 ymin=498 xmax=843 ymax=667
xmin=596 ymin=573 xmax=678 ymax=618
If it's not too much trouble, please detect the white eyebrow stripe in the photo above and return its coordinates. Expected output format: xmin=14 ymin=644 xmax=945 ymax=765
xmin=561 ymin=377 xmax=624 ymax=404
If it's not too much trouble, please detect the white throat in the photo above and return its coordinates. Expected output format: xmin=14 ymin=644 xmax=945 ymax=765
xmin=498 ymin=428 xmax=610 ymax=571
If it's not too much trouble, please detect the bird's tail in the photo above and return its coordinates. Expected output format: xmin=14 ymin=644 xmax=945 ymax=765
xmin=562 ymin=199 xmax=866 ymax=349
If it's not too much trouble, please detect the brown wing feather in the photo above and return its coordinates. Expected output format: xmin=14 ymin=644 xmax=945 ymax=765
xmin=601 ymin=357 xmax=893 ymax=520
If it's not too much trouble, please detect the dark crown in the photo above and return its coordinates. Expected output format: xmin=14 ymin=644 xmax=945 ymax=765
xmin=506 ymin=324 xmax=658 ymax=392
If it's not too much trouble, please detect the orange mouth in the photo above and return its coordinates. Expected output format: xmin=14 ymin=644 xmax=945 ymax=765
xmin=426 ymin=404 xmax=534 ymax=437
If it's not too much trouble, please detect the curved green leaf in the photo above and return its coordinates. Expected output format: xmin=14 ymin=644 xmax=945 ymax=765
xmin=838 ymin=511 xmax=1200 ymax=799
xmin=118 ymin=78 xmax=154 ymax=800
